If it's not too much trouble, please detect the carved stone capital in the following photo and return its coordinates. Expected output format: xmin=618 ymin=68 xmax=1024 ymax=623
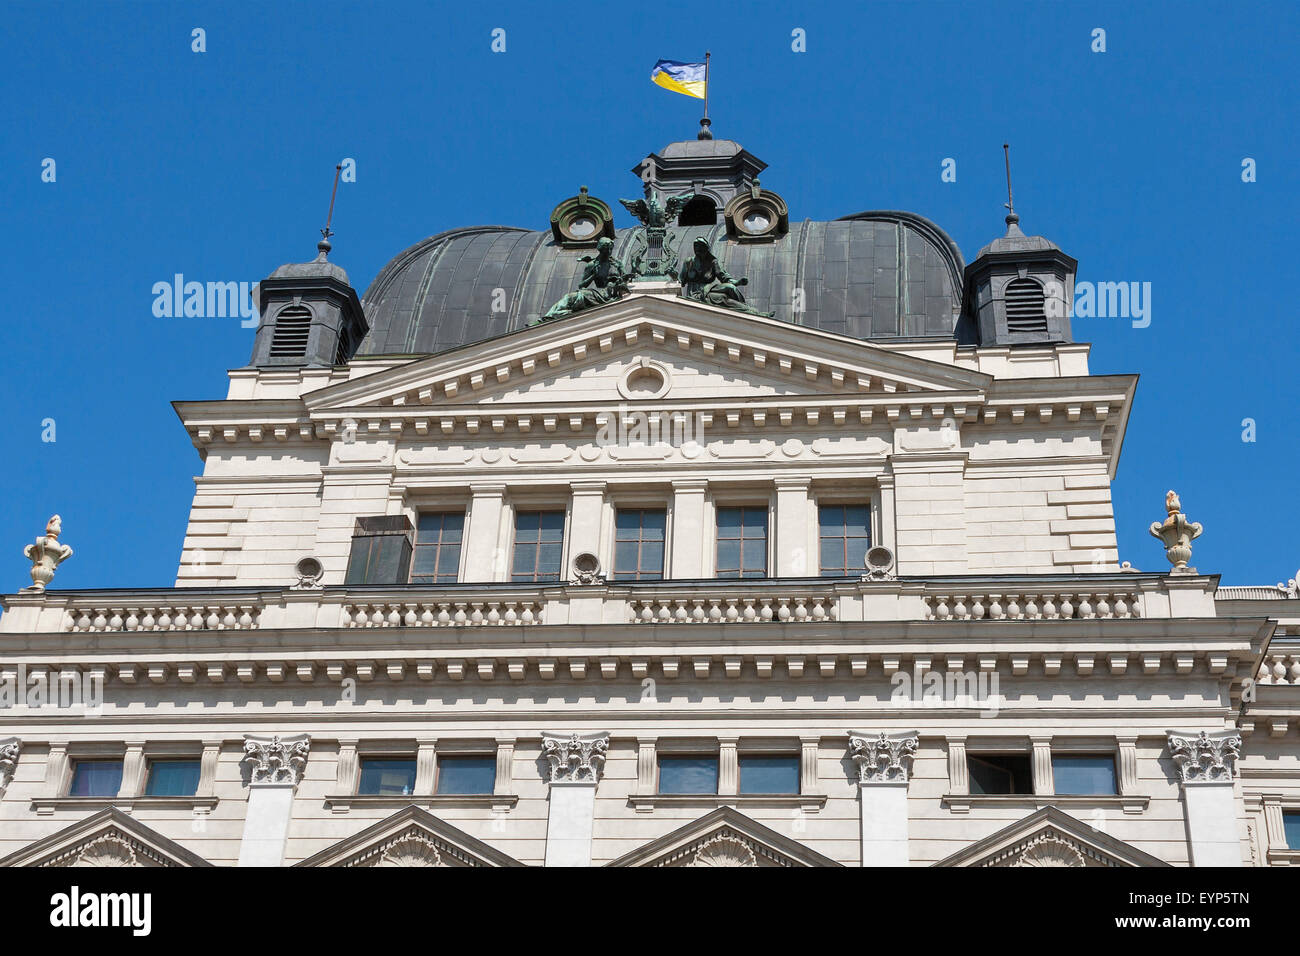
xmin=542 ymin=731 xmax=610 ymax=783
xmin=0 ymin=737 xmax=20 ymax=796
xmin=848 ymin=730 xmax=918 ymax=784
xmin=241 ymin=733 xmax=311 ymax=787
xmin=1167 ymin=729 xmax=1242 ymax=785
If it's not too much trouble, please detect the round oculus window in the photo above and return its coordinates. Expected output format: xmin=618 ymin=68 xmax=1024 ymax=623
xmin=567 ymin=215 xmax=598 ymax=238
xmin=624 ymin=366 xmax=665 ymax=395
xmin=742 ymin=210 xmax=772 ymax=233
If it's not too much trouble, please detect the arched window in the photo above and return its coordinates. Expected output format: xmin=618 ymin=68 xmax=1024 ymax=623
xmin=678 ymin=196 xmax=718 ymax=227
xmin=1004 ymin=278 xmax=1047 ymax=333
xmin=269 ymin=304 xmax=312 ymax=358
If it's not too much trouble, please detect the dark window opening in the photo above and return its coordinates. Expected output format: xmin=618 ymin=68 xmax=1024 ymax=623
xmin=1004 ymin=277 xmax=1048 ymax=333
xmin=968 ymin=753 xmax=1033 ymax=795
xmin=677 ymin=196 xmax=718 ymax=227
xmin=345 ymin=515 xmax=414 ymax=585
xmin=269 ymin=304 xmax=312 ymax=357
xmin=68 ymin=759 xmax=124 ymax=798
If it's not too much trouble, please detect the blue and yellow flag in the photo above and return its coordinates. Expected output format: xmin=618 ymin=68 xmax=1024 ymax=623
xmin=651 ymin=60 xmax=707 ymax=100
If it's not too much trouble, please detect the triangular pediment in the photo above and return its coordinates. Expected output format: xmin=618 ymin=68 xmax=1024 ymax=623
xmin=304 ymin=293 xmax=992 ymax=415
xmin=606 ymin=806 xmax=842 ymax=868
xmin=0 ymin=807 xmax=211 ymax=867
xmin=294 ymin=805 xmax=524 ymax=867
xmin=934 ymin=806 xmax=1170 ymax=868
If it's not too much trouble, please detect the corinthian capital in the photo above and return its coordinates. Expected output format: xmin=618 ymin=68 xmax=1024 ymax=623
xmin=1166 ymin=730 xmax=1242 ymax=785
xmin=542 ymin=731 xmax=610 ymax=783
xmin=242 ymin=733 xmax=311 ymax=786
xmin=0 ymin=737 xmax=20 ymax=796
xmin=848 ymin=731 xmax=919 ymax=784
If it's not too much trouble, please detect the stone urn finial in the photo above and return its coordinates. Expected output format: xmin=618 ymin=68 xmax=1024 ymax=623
xmin=1148 ymin=490 xmax=1202 ymax=574
xmin=22 ymin=515 xmax=73 ymax=591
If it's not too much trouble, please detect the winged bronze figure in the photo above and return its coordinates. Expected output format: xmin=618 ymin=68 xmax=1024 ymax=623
xmin=619 ymin=183 xmax=695 ymax=280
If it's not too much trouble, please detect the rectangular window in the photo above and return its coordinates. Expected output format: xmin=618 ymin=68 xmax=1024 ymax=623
xmin=613 ymin=508 xmax=666 ymax=581
xmin=739 ymin=754 xmax=799 ymax=795
xmin=968 ymin=754 xmax=1033 ymax=795
xmin=511 ymin=510 xmax=565 ymax=582
xmin=68 ymin=760 xmax=123 ymax=798
xmin=144 ymin=759 xmax=201 ymax=797
xmin=357 ymin=757 xmax=417 ymax=796
xmin=1052 ymin=754 xmax=1118 ymax=795
xmin=658 ymin=755 xmax=718 ymax=794
xmin=411 ymin=512 xmax=465 ymax=584
xmin=435 ymin=755 xmax=496 ymax=795
xmin=345 ymin=515 xmax=414 ymax=585
xmin=715 ymin=506 xmax=768 ymax=579
xmin=818 ymin=504 xmax=871 ymax=576
xmin=1284 ymin=812 xmax=1300 ymax=850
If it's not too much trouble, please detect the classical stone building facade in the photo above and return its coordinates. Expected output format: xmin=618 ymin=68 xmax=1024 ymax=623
xmin=1 ymin=129 xmax=1297 ymax=868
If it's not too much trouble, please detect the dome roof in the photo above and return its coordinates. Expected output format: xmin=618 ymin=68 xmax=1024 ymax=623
xmin=357 ymin=210 xmax=967 ymax=357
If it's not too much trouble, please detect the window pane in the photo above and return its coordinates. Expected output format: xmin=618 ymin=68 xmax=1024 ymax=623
xmin=436 ymin=756 xmax=496 ymax=795
xmin=515 ymin=511 xmax=540 ymax=536
xmin=615 ymin=510 xmax=641 ymax=537
xmin=742 ymin=539 xmax=766 ymax=573
xmin=717 ymin=538 xmax=740 ymax=572
xmin=819 ymin=502 xmax=871 ymax=574
xmin=641 ymin=510 xmax=666 ymax=538
xmin=1284 ymin=812 xmax=1300 ymax=850
xmin=536 ymin=542 xmax=563 ymax=577
xmin=717 ymin=507 xmax=741 ymax=531
xmin=843 ymin=505 xmax=871 ymax=536
xmin=358 ymin=758 xmax=417 ymax=796
xmin=743 ymin=508 xmax=767 ymax=534
xmin=968 ymin=754 xmax=1032 ymax=795
xmin=640 ymin=542 xmax=664 ymax=574
xmin=69 ymin=760 xmax=123 ymax=797
xmin=658 ymin=756 xmax=718 ymax=794
xmin=613 ymin=540 xmax=639 ymax=577
xmin=539 ymin=511 xmax=565 ymax=539
xmin=1052 ymin=755 xmax=1117 ymax=795
xmin=819 ymin=537 xmax=843 ymax=574
xmin=144 ymin=759 xmax=201 ymax=797
xmin=739 ymin=755 xmax=799 ymax=795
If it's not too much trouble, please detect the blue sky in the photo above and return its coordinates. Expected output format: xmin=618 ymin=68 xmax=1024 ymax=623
xmin=1 ymin=0 xmax=1296 ymax=589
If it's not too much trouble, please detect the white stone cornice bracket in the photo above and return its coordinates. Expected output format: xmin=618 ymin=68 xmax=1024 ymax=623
xmin=1166 ymin=730 xmax=1242 ymax=785
xmin=848 ymin=731 xmax=919 ymax=784
xmin=542 ymin=731 xmax=610 ymax=783
xmin=0 ymin=737 xmax=20 ymax=796
xmin=241 ymin=733 xmax=311 ymax=787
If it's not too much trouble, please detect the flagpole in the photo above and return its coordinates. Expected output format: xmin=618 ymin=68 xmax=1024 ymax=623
xmin=703 ymin=50 xmax=710 ymax=120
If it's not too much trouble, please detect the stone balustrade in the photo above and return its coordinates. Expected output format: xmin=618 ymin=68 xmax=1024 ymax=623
xmin=923 ymin=588 xmax=1142 ymax=622
xmin=342 ymin=599 xmax=545 ymax=628
xmin=0 ymin=572 xmax=1214 ymax=636
xmin=1256 ymin=648 xmax=1300 ymax=686
xmin=627 ymin=592 xmax=837 ymax=624
xmin=65 ymin=603 xmax=261 ymax=632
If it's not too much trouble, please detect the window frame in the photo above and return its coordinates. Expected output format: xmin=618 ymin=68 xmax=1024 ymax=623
xmin=815 ymin=500 xmax=874 ymax=577
xmin=966 ymin=752 xmax=1034 ymax=796
xmin=1051 ymin=752 xmax=1120 ymax=796
xmin=66 ymin=758 xmax=125 ymax=798
xmin=713 ymin=502 xmax=772 ymax=580
xmin=410 ymin=510 xmax=467 ymax=585
xmin=656 ymin=753 xmax=721 ymax=795
xmin=509 ymin=507 xmax=568 ymax=583
xmin=737 ymin=752 xmax=801 ymax=795
xmin=610 ymin=504 xmax=669 ymax=582
xmin=142 ymin=757 xmax=203 ymax=798
xmin=356 ymin=754 xmax=419 ymax=797
xmin=434 ymin=753 xmax=498 ymax=796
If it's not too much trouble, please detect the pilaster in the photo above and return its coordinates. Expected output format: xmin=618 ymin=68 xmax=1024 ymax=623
xmin=542 ymin=731 xmax=610 ymax=867
xmin=237 ymin=733 xmax=311 ymax=867
xmin=1167 ymin=730 xmax=1244 ymax=867
xmin=848 ymin=730 xmax=918 ymax=867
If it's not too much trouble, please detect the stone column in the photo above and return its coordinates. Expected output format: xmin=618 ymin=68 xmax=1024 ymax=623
xmin=542 ymin=732 xmax=610 ymax=867
xmin=1167 ymin=730 xmax=1244 ymax=867
xmin=463 ymin=484 xmax=507 ymax=582
xmin=774 ymin=477 xmax=813 ymax=576
xmin=237 ymin=733 xmax=310 ymax=867
xmin=670 ymin=480 xmax=708 ymax=578
xmin=848 ymin=731 xmax=918 ymax=867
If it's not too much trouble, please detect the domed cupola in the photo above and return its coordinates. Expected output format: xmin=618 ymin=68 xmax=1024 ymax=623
xmin=632 ymin=123 xmax=768 ymax=226
xmin=962 ymin=147 xmax=1076 ymax=347
xmin=249 ymin=237 xmax=368 ymax=368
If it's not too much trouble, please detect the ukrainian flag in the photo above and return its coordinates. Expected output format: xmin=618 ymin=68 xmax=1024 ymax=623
xmin=651 ymin=60 xmax=706 ymax=100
